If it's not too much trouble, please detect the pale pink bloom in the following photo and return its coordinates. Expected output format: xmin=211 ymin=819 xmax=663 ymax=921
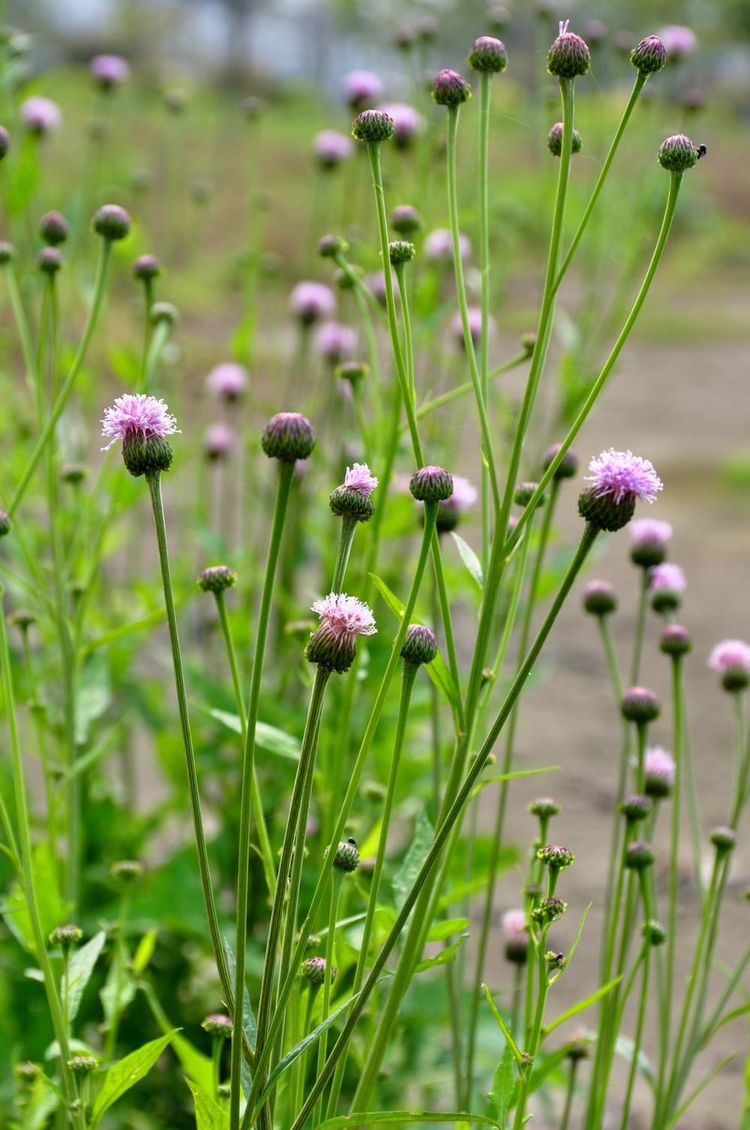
xmin=290 ymin=281 xmax=336 ymax=325
xmin=425 ymin=227 xmax=470 ymax=263
xmin=379 ymin=102 xmax=424 ymax=147
xmin=585 ymin=449 xmax=663 ymax=505
xmin=101 ymin=394 xmax=179 ymax=451
xmin=314 ymin=321 xmax=357 ymax=364
xmin=205 ymin=362 xmax=249 ymax=400
xmin=502 ymin=908 xmax=527 ymax=941
xmin=204 ymin=423 xmax=235 ymax=459
xmin=21 ymin=96 xmax=61 ymax=135
xmin=658 ymin=25 xmax=698 ymax=59
xmin=311 ymin=593 xmax=377 ymax=637
xmin=649 ymin=563 xmax=686 ymax=593
xmin=451 ymin=307 xmax=495 ymax=347
xmin=91 ymin=55 xmax=130 ymax=88
xmin=629 ymin=519 xmax=672 ymax=550
xmin=708 ymin=640 xmax=750 ymax=675
xmin=313 ymin=130 xmax=354 ymax=168
xmin=344 ymin=70 xmax=383 ymax=109
xmin=644 ymin=746 xmax=676 ymax=792
xmin=364 ymin=271 xmax=389 ymax=307
xmin=343 ymin=463 xmax=378 ymax=497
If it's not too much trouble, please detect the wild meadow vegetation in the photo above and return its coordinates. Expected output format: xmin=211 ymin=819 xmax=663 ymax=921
xmin=0 ymin=8 xmax=748 ymax=1130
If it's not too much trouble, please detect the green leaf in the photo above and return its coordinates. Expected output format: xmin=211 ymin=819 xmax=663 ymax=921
xmin=491 ymin=1045 xmax=516 ymax=1126
xmin=75 ymin=652 xmax=112 ymax=744
xmin=224 ymin=938 xmax=257 ymax=1055
xmin=392 ymin=808 xmax=434 ymax=912
xmin=470 ymin=765 xmax=560 ymax=801
xmin=543 ymin=976 xmax=621 ymax=1038
xmin=317 ymin=1112 xmax=500 ymax=1129
xmin=133 ymin=929 xmax=158 ymax=974
xmin=90 ymin=1031 xmax=176 ymax=1125
xmin=482 ymin=984 xmax=524 ymax=1066
xmin=666 ymin=1053 xmax=736 ymax=1129
xmin=100 ymin=948 xmax=136 ymax=1027
xmin=369 ymin=573 xmax=405 ymax=619
xmin=205 ymin=707 xmax=301 ymax=761
xmin=24 ymin=1072 xmax=59 ymax=1130
xmin=551 ymin=902 xmax=592 ymax=983
xmin=186 ymin=1076 xmax=229 ymax=1130
xmin=2 ymin=843 xmax=69 ymax=954
xmin=67 ymin=930 xmax=106 ymax=1022
xmin=426 ymin=917 xmax=469 ymax=942
xmin=450 ymin=532 xmax=483 ymax=590
xmin=415 ymin=934 xmax=466 ymax=972
xmin=140 ymin=983 xmax=214 ymax=1094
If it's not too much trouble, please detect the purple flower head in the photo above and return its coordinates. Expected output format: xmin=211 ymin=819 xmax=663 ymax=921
xmin=312 ymin=593 xmax=376 ymax=637
xmin=205 ymin=361 xmax=249 ymax=400
xmin=435 ymin=474 xmax=478 ymax=533
xmin=502 ymin=908 xmax=528 ymax=964
xmin=630 ymin=519 xmax=672 ymax=550
xmin=585 ymin=449 xmax=663 ymax=505
xmin=379 ymin=102 xmax=424 ymax=148
xmin=101 ymin=394 xmax=179 ymax=451
xmin=451 ymin=307 xmax=495 ymax=348
xmin=314 ymin=321 xmax=357 ymax=365
xmin=425 ymin=227 xmax=470 ymax=264
xmin=204 ymin=423 xmax=235 ymax=460
xmin=708 ymin=640 xmax=750 ymax=676
xmin=90 ymin=54 xmax=130 ymax=90
xmin=644 ymin=746 xmax=676 ymax=798
xmin=290 ymin=281 xmax=336 ymax=326
xmin=583 ymin=579 xmax=617 ymax=617
xmin=658 ymin=25 xmax=698 ymax=60
xmin=648 ymin=562 xmax=686 ymax=593
xmin=344 ymin=70 xmax=384 ymax=110
xmin=313 ymin=129 xmax=354 ymax=169
xmin=344 ymin=463 xmax=379 ymax=497
xmin=364 ymin=271 xmax=389 ymax=307
xmin=21 ymin=96 xmax=62 ymax=136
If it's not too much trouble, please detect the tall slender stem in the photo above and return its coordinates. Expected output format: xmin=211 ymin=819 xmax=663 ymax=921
xmin=229 ymin=459 xmax=295 ymax=1130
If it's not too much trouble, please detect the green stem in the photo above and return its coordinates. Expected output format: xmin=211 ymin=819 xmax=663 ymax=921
xmin=553 ymin=73 xmax=647 ymax=292
xmin=145 ymin=473 xmax=236 ymax=1040
xmin=294 ymin=524 xmax=599 ymax=1127
xmin=560 ymin=1057 xmax=579 ymax=1130
xmin=313 ymin=870 xmax=343 ymax=1125
xmin=228 ymin=459 xmax=296 ymax=1130
xmin=10 ymin=240 xmax=113 ymax=516
xmin=445 ymin=99 xmax=499 ymax=513
xmin=331 ymin=515 xmax=358 ymax=593
xmin=138 ymin=315 xmax=172 ymax=395
xmin=502 ymin=170 xmax=684 ymax=557
xmin=213 ymin=590 xmax=275 ymax=895
xmin=411 ymin=348 xmax=530 ymax=426
xmin=629 ymin=570 xmax=649 ymax=686
xmin=618 ymin=942 xmax=652 ymax=1130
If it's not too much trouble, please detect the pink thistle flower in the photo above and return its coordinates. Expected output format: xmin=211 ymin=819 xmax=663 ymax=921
xmin=314 ymin=321 xmax=357 ymax=365
xmin=364 ymin=271 xmax=390 ymax=308
xmin=451 ymin=307 xmax=495 ymax=348
xmin=658 ymin=25 xmax=698 ymax=60
xmin=21 ymin=96 xmax=62 ymax=136
xmin=101 ymin=394 xmax=179 ymax=451
xmin=425 ymin=227 xmax=471 ymax=263
xmin=90 ymin=54 xmax=130 ymax=90
xmin=379 ymin=102 xmax=424 ymax=148
xmin=307 ymin=593 xmax=377 ymax=673
xmin=649 ymin=563 xmax=686 ymax=593
xmin=204 ymin=423 xmax=235 ymax=461
xmin=630 ymin=519 xmax=672 ymax=549
xmin=290 ymin=281 xmax=336 ymax=326
xmin=708 ymin=640 xmax=750 ymax=692
xmin=205 ymin=361 xmax=249 ymax=400
xmin=313 ymin=129 xmax=354 ymax=170
xmin=344 ymin=70 xmax=384 ymax=110
xmin=436 ymin=474 xmax=478 ymax=533
xmin=344 ymin=463 xmax=379 ymax=497
xmin=644 ymin=746 xmax=676 ymax=799
xmin=101 ymin=393 xmax=179 ymax=477
xmin=502 ymin=908 xmax=529 ymax=964
xmin=580 ymin=449 xmax=662 ymax=532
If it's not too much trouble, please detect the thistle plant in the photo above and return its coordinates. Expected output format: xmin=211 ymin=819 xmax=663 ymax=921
xmin=1 ymin=14 xmax=746 ymax=1130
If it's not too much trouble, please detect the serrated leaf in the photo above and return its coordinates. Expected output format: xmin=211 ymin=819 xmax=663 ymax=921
xmin=66 ymin=930 xmax=106 ymax=1022
xmin=450 ymin=532 xmax=483 ymax=590
xmin=90 ymin=1031 xmax=176 ymax=1125
xmin=392 ymin=808 xmax=434 ymax=912
xmin=491 ymin=1045 xmax=516 ymax=1126
xmin=186 ymin=1075 xmax=229 ymax=1130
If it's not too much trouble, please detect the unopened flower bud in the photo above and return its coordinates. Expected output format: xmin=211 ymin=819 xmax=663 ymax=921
xmin=61 ymin=463 xmax=87 ymax=486
xmin=432 ymin=69 xmax=472 ymax=107
xmin=710 ymin=825 xmax=737 ymax=853
xmin=92 ymin=203 xmax=131 ymax=241
xmin=548 ymin=23 xmax=591 ymax=79
xmin=9 ymin=609 xmax=36 ymax=630
xmin=582 ymin=580 xmax=617 ymax=617
xmin=644 ymin=747 xmax=675 ymax=799
xmin=547 ymin=122 xmax=583 ymax=156
xmin=49 ymin=924 xmax=83 ymax=949
xmin=0 ymin=241 xmax=14 ymax=264
xmin=337 ymin=361 xmax=368 ymax=385
xmin=302 ymin=956 xmax=335 ymax=985
xmin=198 ymin=565 xmax=238 ymax=594
xmin=410 ymin=465 xmax=453 ymax=503
xmin=631 ymin=35 xmax=667 ymax=75
xmin=391 ymin=204 xmax=421 ymax=235
xmin=565 ymin=1035 xmax=589 ymax=1061
xmin=528 ymin=797 xmax=561 ymax=819
xmin=261 ymin=413 xmax=315 ymax=463
xmin=468 ymin=36 xmax=508 ymax=74
xmin=643 ymin=919 xmax=667 ymax=946
xmin=334 ymin=837 xmax=360 ymax=873
xmin=150 ymin=301 xmax=179 ymax=327
xmin=660 ymin=623 xmax=692 ymax=658
xmin=201 ymin=1013 xmax=233 ymax=1038
xmin=658 ymin=134 xmax=699 ymax=173
xmin=38 ymin=247 xmax=62 ymax=275
xmin=515 ymin=482 xmax=543 ymax=508
xmin=110 ymin=859 xmax=144 ymax=882
xmin=0 ymin=125 xmax=9 ymax=159
xmin=621 ymin=686 xmax=660 ymax=725
xmin=40 ymin=210 xmax=69 ymax=246
xmin=133 ymin=254 xmax=161 ymax=282
xmin=68 ymin=1055 xmax=98 ymax=1075
xmin=620 ymin=794 xmax=653 ymax=823
xmin=352 ymin=109 xmax=394 ymax=144
xmin=318 ymin=234 xmax=348 ymax=259
xmin=389 ymin=240 xmax=415 ymax=265
xmin=537 ymin=844 xmax=575 ymax=871
xmin=542 ymin=443 xmax=578 ymax=481
xmin=521 ymin=332 xmax=536 ymax=355
xmin=0 ymin=510 xmax=11 ymax=538
xmin=624 ymin=841 xmax=655 ymax=871
xmin=531 ymin=895 xmax=567 ymax=924
xmin=401 ymin=624 xmax=438 ymax=667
